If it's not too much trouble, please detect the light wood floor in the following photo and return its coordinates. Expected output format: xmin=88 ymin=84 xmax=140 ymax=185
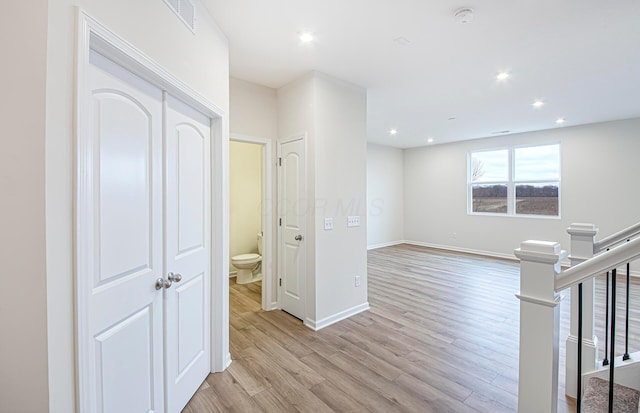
xmin=183 ymin=244 xmax=640 ymax=412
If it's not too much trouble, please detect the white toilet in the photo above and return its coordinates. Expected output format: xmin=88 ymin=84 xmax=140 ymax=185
xmin=231 ymin=233 xmax=262 ymax=284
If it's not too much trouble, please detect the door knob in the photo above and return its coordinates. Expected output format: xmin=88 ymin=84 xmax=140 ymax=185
xmin=294 ymin=234 xmax=303 ymax=241
xmin=155 ymin=278 xmax=171 ymax=290
xmin=168 ymin=272 xmax=182 ymax=283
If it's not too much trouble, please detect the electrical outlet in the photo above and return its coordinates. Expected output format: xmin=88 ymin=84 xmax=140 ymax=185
xmin=347 ymin=215 xmax=360 ymax=227
xmin=355 ymin=275 xmax=361 ymax=287
xmin=324 ymin=218 xmax=333 ymax=230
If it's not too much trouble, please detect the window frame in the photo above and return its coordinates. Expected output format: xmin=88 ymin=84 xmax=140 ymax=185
xmin=467 ymin=142 xmax=561 ymax=219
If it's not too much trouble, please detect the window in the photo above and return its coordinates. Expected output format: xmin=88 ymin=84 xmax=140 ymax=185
xmin=468 ymin=143 xmax=560 ymax=217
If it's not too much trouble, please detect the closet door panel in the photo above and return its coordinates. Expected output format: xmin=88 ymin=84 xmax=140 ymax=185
xmin=83 ymin=50 xmax=165 ymax=413
xmin=164 ymin=95 xmax=212 ymax=413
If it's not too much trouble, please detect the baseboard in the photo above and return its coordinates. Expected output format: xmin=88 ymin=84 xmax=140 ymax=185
xmin=304 ymin=302 xmax=370 ymax=331
xmin=224 ymin=352 xmax=232 ymax=369
xmin=229 ymin=271 xmax=237 ymax=278
xmin=265 ymin=301 xmax=279 ymax=311
xmin=403 ymin=240 xmax=518 ymax=262
xmin=367 ymin=240 xmax=405 ymax=250
xmin=402 ymin=240 xmax=640 ymax=277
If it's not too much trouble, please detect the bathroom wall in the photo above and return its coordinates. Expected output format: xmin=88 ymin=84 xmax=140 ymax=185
xmin=229 ymin=141 xmax=263 ymax=273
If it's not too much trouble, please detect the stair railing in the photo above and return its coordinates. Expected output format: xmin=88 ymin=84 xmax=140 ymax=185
xmin=515 ymin=222 xmax=640 ymax=413
xmin=564 ymin=224 xmax=640 ymax=405
xmin=593 ymin=222 xmax=640 ymax=254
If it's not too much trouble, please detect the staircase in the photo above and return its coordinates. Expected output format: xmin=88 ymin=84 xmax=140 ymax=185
xmin=515 ymin=222 xmax=640 ymax=413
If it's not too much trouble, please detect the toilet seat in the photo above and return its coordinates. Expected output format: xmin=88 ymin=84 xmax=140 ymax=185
xmin=231 ymin=253 xmax=261 ymax=265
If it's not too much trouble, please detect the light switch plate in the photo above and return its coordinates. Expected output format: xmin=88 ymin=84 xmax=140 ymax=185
xmin=347 ymin=216 xmax=360 ymax=227
xmin=324 ymin=218 xmax=333 ymax=230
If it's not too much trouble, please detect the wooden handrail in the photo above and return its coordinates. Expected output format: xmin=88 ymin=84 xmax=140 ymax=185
xmin=556 ymin=237 xmax=640 ymax=291
xmin=593 ymin=222 xmax=640 ymax=254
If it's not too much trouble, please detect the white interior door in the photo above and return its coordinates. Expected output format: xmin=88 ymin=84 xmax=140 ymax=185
xmin=164 ymin=96 xmax=212 ymax=412
xmin=82 ymin=49 xmax=212 ymax=413
xmin=84 ymin=50 xmax=165 ymax=413
xmin=278 ymin=136 xmax=306 ymax=320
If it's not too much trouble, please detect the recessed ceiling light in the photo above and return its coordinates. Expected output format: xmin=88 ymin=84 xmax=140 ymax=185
xmin=496 ymin=72 xmax=510 ymax=81
xmin=556 ymin=117 xmax=566 ymax=124
xmin=299 ymin=32 xmax=314 ymax=43
xmin=532 ymin=100 xmax=545 ymax=108
xmin=389 ymin=129 xmax=398 ymax=136
xmin=427 ymin=138 xmax=434 ymax=143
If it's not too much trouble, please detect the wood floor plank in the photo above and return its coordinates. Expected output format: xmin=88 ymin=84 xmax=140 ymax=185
xmin=205 ymin=371 xmax=265 ymax=413
xmin=226 ymin=357 xmax=271 ymax=397
xmin=309 ymin=380 xmax=371 ymax=413
xmin=299 ymin=352 xmax=406 ymax=413
xmin=240 ymin=347 xmax=334 ymax=413
xmin=185 ymin=244 xmax=640 ymax=412
xmin=240 ymin=326 xmax=326 ymax=389
xmin=393 ymin=373 xmax=476 ymax=413
xmin=325 ymin=351 xmax=441 ymax=413
xmin=183 ymin=387 xmax=228 ymax=413
xmin=251 ymin=388 xmax=299 ymax=413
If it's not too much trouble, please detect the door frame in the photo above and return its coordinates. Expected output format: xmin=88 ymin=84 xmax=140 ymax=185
xmin=230 ymin=134 xmax=275 ymax=310
xmin=75 ymin=10 xmax=230 ymax=412
xmin=276 ymin=134 xmax=308 ymax=320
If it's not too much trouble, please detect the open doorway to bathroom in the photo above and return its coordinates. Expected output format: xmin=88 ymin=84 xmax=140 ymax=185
xmin=229 ymin=135 xmax=273 ymax=312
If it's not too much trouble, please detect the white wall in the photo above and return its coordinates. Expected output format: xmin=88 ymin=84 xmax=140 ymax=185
xmin=278 ymin=72 xmax=368 ymax=326
xmin=366 ymin=143 xmax=404 ymax=249
xmin=230 ymin=77 xmax=278 ymax=139
xmin=404 ymin=118 xmax=640 ymax=259
xmin=230 ymin=141 xmax=262 ymax=271
xmin=314 ymin=74 xmax=368 ymax=323
xmin=0 ymin=1 xmax=50 ymax=412
xmin=277 ymin=73 xmax=318 ymax=322
xmin=45 ymin=2 xmax=229 ymax=412
xmin=229 ymin=77 xmax=278 ymax=304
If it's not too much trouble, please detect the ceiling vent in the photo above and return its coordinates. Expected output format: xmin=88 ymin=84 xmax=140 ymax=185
xmin=164 ymin=0 xmax=196 ymax=32
xmin=454 ymin=8 xmax=474 ymax=24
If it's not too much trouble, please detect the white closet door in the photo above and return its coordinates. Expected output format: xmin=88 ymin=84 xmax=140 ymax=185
xmin=84 ymin=50 xmax=165 ymax=413
xmin=164 ymin=96 xmax=212 ymax=412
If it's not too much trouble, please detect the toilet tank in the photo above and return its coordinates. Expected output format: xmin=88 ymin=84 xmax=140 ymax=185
xmin=257 ymin=233 xmax=263 ymax=255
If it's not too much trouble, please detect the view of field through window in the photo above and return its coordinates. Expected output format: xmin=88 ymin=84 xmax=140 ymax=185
xmin=470 ymin=144 xmax=560 ymax=216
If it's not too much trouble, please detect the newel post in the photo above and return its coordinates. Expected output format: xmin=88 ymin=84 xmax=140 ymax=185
xmin=515 ymin=240 xmax=567 ymax=413
xmin=565 ymin=223 xmax=599 ymax=398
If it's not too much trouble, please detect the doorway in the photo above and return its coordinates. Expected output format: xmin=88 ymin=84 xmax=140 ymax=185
xmin=229 ymin=135 xmax=273 ymax=311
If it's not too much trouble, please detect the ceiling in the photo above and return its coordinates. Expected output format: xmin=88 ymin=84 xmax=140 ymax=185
xmin=202 ymin=0 xmax=640 ymax=148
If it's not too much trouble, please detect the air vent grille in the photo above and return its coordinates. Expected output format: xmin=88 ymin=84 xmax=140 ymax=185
xmin=163 ymin=0 xmax=196 ymax=32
